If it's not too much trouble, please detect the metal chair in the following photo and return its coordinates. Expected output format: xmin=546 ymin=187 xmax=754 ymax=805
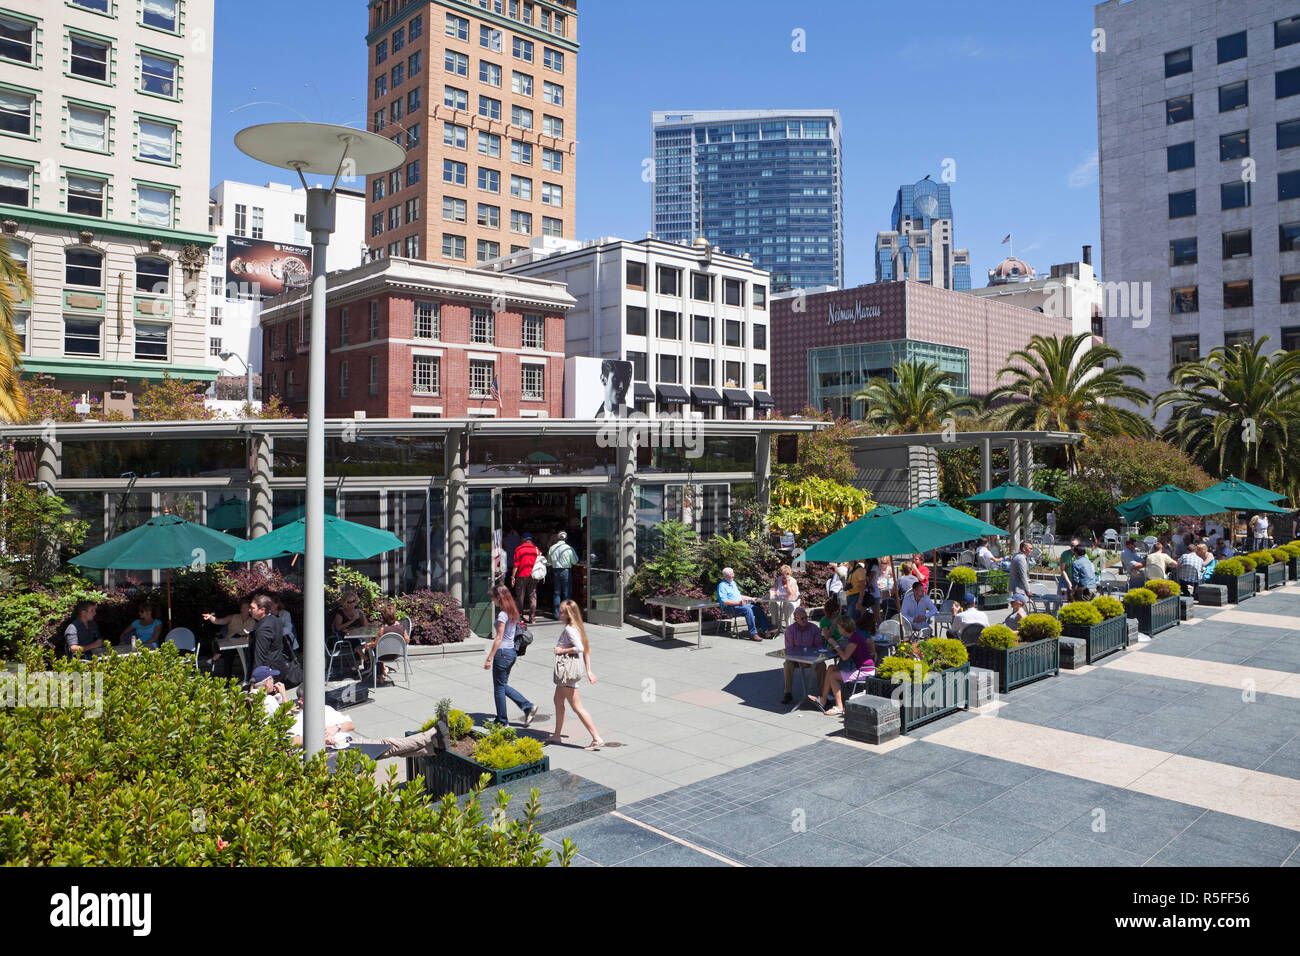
xmin=957 ymin=549 xmax=975 ymax=566
xmin=373 ymin=632 xmax=410 ymax=689
xmin=166 ymin=627 xmax=199 ymax=670
xmin=1103 ymin=528 xmax=1120 ymax=549
xmin=958 ymin=622 xmax=984 ymax=647
xmin=873 ymin=619 xmax=903 ymax=660
xmin=325 ymin=632 xmax=358 ymax=683
xmin=1098 ymin=568 xmax=1124 ymax=596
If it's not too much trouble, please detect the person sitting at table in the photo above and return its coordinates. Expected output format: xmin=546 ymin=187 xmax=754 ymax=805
xmin=62 ymin=600 xmax=104 ymax=657
xmin=1120 ymin=538 xmax=1145 ymax=588
xmin=899 ymin=579 xmax=938 ymax=636
xmin=1214 ymin=538 xmax=1236 ymax=561
xmin=911 ymin=554 xmax=931 ymax=590
xmin=1003 ymin=592 xmax=1029 ymax=631
xmin=202 ymin=603 xmax=256 ymax=677
xmin=249 ymin=665 xmax=289 ymax=719
xmin=975 ymin=538 xmax=1002 ymax=571
xmin=951 ymin=593 xmax=990 ymax=639
xmin=896 ymin=561 xmax=919 ymax=596
xmin=331 ymin=588 xmax=369 ymax=638
xmin=370 ymin=604 xmax=409 ymax=683
xmin=1070 ymin=545 xmax=1098 ymax=600
xmin=781 ymin=606 xmax=826 ymax=705
xmin=1175 ymin=546 xmax=1205 ymax=596
xmin=770 ymin=564 xmax=801 ymax=633
xmin=818 ymin=598 xmax=840 ymax=642
xmin=717 ymin=567 xmax=775 ymax=642
xmin=119 ymin=601 xmax=162 ymax=649
xmin=809 ymin=615 xmax=876 ymax=717
xmin=1144 ymin=541 xmax=1177 ymax=580
xmin=1196 ymin=543 xmax=1217 ymax=582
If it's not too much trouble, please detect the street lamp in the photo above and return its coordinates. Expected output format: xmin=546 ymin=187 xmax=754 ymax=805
xmin=235 ymin=122 xmax=404 ymax=757
xmin=219 ymin=349 xmax=253 ymax=406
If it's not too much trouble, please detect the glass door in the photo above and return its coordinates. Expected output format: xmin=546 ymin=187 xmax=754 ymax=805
xmin=586 ymin=487 xmax=622 ymax=626
xmin=467 ymin=487 xmax=502 ymax=637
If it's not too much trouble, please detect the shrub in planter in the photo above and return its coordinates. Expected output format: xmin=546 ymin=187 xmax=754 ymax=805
xmin=1121 ymin=588 xmax=1157 ymax=609
xmin=946 ymin=567 xmax=977 ymax=586
xmin=396 ymin=590 xmax=471 ymax=646
xmin=1284 ymin=542 xmax=1300 ymax=559
xmin=1237 ymin=555 xmax=1257 ymax=573
xmin=1145 ymin=578 xmax=1178 ymax=600
xmin=1058 ymin=601 xmax=1103 ymax=627
xmin=1270 ymin=548 xmax=1291 ymax=566
xmin=979 ymin=624 xmax=1018 ymax=649
xmin=473 ymin=726 xmax=546 ymax=771
xmin=874 ymin=656 xmax=930 ymax=682
xmin=1247 ymin=551 xmax=1277 ymax=569
xmin=1091 ymin=595 xmax=1126 ymax=620
xmin=1212 ymin=558 xmax=1246 ymax=580
xmin=1018 ymin=614 xmax=1062 ymax=642
xmin=919 ymin=636 xmax=969 ymax=671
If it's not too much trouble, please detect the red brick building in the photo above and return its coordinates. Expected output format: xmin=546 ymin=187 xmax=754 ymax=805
xmin=259 ymin=257 xmax=574 ymax=418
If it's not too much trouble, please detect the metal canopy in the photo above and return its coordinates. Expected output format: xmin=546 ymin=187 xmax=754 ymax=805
xmin=235 ymin=122 xmax=406 ymax=178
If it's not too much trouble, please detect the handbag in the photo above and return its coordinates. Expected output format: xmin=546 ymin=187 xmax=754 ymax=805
xmin=513 ymin=621 xmax=533 ymax=656
xmin=531 ymin=553 xmax=548 ymax=581
xmin=553 ymin=653 xmax=583 ymax=685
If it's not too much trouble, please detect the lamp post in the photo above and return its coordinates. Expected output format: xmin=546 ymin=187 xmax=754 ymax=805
xmin=235 ymin=122 xmax=404 ymax=756
xmin=219 ymin=349 xmax=254 ymax=406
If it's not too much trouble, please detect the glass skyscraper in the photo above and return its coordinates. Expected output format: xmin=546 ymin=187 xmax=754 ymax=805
xmin=874 ymin=177 xmax=971 ymax=291
xmin=651 ymin=110 xmax=844 ymax=292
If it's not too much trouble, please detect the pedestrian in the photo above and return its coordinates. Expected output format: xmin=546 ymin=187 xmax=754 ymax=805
xmin=825 ymin=563 xmax=846 ymax=611
xmin=484 ymin=584 xmax=538 ymax=727
xmin=769 ymin=564 xmax=800 ymax=632
xmin=1009 ymin=541 xmax=1033 ymax=598
xmin=845 ymin=561 xmax=865 ymax=622
xmin=548 ymin=530 xmax=578 ymax=621
xmin=545 ymin=600 xmax=603 ymax=750
xmin=511 ymin=532 xmax=541 ymax=624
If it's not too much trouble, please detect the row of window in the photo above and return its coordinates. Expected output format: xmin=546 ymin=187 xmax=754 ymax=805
xmin=1168 ymin=225 xmax=1300 ymax=264
xmin=438 ymin=160 xmax=563 ymax=203
xmin=1171 ymin=327 xmax=1300 ymax=365
xmin=336 ymin=355 xmax=384 ymax=399
xmin=373 ymin=51 xmax=422 ymax=99
xmin=0 ymin=19 xmax=181 ymax=98
xmin=439 ymin=124 xmax=566 ymax=169
xmin=625 ymin=261 xmax=768 ymax=309
xmin=0 ymin=160 xmax=176 ymax=225
xmin=439 ymin=85 xmax=565 ymax=137
xmin=52 ymin=0 xmax=180 ymax=30
xmin=408 ymin=355 xmax=545 ymax=401
xmin=448 ymin=2 xmax=569 ymax=37
xmin=1169 ymin=275 xmax=1300 ymax=312
xmin=1165 ymin=67 xmax=1300 ymax=126
xmin=0 ymin=95 xmax=178 ymax=164
xmin=439 ymin=196 xmax=556 ymax=234
xmin=372 ymin=86 xmax=422 ymax=133
xmin=441 ymin=12 xmax=566 ymax=67
xmin=1167 ymin=172 xmax=1300 ymax=217
xmin=328 ymin=301 xmax=545 ymax=349
xmin=370 ymin=161 xmax=422 ymax=203
xmin=625 ymin=308 xmax=768 ymax=350
xmin=1163 ymin=16 xmax=1300 ymax=79
xmin=1166 ymin=121 xmax=1300 ymax=171
xmin=624 ymin=351 xmax=768 ymax=390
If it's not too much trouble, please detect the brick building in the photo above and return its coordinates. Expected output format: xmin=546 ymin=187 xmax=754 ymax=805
xmin=259 ymin=256 xmax=574 ymax=418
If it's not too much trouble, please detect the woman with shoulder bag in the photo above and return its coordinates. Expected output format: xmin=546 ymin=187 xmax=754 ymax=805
xmin=484 ymin=585 xmax=537 ymax=727
xmin=545 ymin=600 xmax=604 ymax=751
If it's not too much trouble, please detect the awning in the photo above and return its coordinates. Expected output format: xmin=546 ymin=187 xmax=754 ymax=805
xmin=656 ymin=384 xmax=690 ymax=405
xmin=753 ymin=391 xmax=776 ymax=409
xmin=633 ymin=382 xmax=655 ymax=404
xmin=691 ymin=386 xmax=724 ymax=406
xmin=724 ymin=388 xmax=752 ymax=407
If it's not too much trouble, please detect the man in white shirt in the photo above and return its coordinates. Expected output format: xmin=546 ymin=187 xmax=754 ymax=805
xmin=1145 ymin=542 xmax=1178 ymax=580
xmin=287 ymin=691 xmax=451 ymax=757
xmin=826 ymin=565 xmax=847 ymax=610
xmin=250 ymin=665 xmax=289 ymax=720
xmin=951 ymin=593 xmax=990 ymax=640
xmin=899 ymin=581 xmax=938 ymax=636
xmin=975 ymin=538 xmax=999 ymax=571
xmin=289 ymin=699 xmax=355 ymax=748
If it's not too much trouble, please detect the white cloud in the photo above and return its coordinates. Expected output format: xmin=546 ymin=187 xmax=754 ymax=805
xmin=1068 ymin=151 xmax=1099 ymax=189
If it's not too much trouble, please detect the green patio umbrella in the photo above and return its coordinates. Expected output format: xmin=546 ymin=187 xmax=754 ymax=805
xmin=913 ymin=499 xmax=1008 ymax=537
xmin=804 ymin=504 xmax=976 ymax=563
xmin=274 ymin=496 xmax=337 ymax=527
xmin=1222 ymin=476 xmax=1288 ymax=503
xmin=965 ymin=481 xmax=1061 ymax=504
xmin=206 ymin=496 xmax=248 ymax=533
xmin=1115 ymin=484 xmax=1226 ymax=522
xmin=235 ymin=515 xmax=404 ymax=562
xmin=1198 ymin=477 xmax=1292 ymax=514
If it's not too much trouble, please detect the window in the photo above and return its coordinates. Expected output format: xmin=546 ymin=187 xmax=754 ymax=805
xmin=64 ymin=317 xmax=101 ymax=356
xmin=1220 ymin=80 xmax=1248 ymax=113
xmin=657 ymin=266 xmax=680 ymax=295
xmin=209 ymin=306 xmax=221 ymax=327
xmin=1221 ymin=181 xmax=1251 ymax=210
xmin=1220 ymin=130 xmax=1249 ymax=161
xmin=285 ymin=370 xmax=296 ymax=400
xmin=0 ymin=17 xmax=35 ymax=65
xmin=209 ymin=336 xmax=221 ymax=356
xmin=1217 ymin=31 xmax=1247 ymax=64
xmin=371 ymin=212 xmax=383 ymax=237
xmin=542 ymin=114 xmax=563 ymax=138
xmin=477 ymin=239 xmax=499 ymax=262
xmin=625 ymin=306 xmax=646 ymax=335
xmin=724 ymin=278 xmax=743 ymax=306
xmin=443 ymin=196 xmax=466 ymax=223
xmin=1281 ymin=170 xmax=1300 ymax=201
xmin=234 ymin=203 xmax=247 ymax=236
xmin=470 ymin=203 xmax=497 ymax=230
xmin=71 ymin=0 xmax=109 ymax=11
xmin=368 ymin=302 xmax=379 ymax=341
xmin=138 ymin=118 xmax=175 ymax=163
xmin=541 ymin=182 xmax=562 ymax=206
xmin=1223 ymin=229 xmax=1251 ymax=259
xmin=469 ymin=359 xmax=494 ymax=398
xmin=406 ymin=159 xmax=420 ymax=184
xmin=144 ymin=0 xmax=179 ymax=31
xmin=408 ymin=86 xmax=421 ymax=113
xmin=1280 ymin=15 xmax=1300 ymax=48
xmin=414 ymin=355 xmax=440 ymax=394
xmin=376 ymin=39 xmax=388 ymax=65
xmin=391 ymin=62 xmax=404 ymax=87
xmin=392 ymin=27 xmax=405 ymax=52
xmin=724 ymin=319 xmax=743 ymax=347
xmin=513 ymin=37 xmax=533 ymax=62
xmin=657 ymin=310 xmax=679 ymax=339
xmin=511 ymin=140 xmax=532 ymax=165
xmin=753 ymin=325 xmax=767 ymax=350
xmin=522 ymin=313 xmax=544 ymax=349
xmin=481 ymin=61 xmax=501 ymax=87
xmin=541 ymin=147 xmax=562 ymax=173
xmin=135 ymin=255 xmax=169 ymax=294
xmin=446 ymin=13 xmax=469 ymax=41
xmin=70 ymin=36 xmax=110 ymax=82
xmin=375 ymin=75 xmax=388 ymax=99
xmin=521 ymin=364 xmax=544 ymax=400
xmin=388 ymin=206 xmax=400 ymax=230
xmin=445 ymin=50 xmax=468 ymax=77
xmin=1279 ymin=66 xmax=1300 ymax=100
xmin=1284 ymin=326 xmax=1300 ymax=351
xmin=471 ymin=307 xmax=494 ymax=344
xmin=390 ymin=167 xmax=404 ymax=194
xmin=1172 ymin=336 xmax=1199 ymax=365
xmin=627 ymin=351 xmax=647 ymax=381
xmin=1171 ymin=286 xmax=1198 ymax=313
xmin=543 ymin=81 xmax=563 ymax=106
xmin=692 ymin=272 xmax=712 ymax=301
xmin=478 ymin=167 xmax=499 ymax=193
xmin=133 ymin=322 xmax=167 ymax=360
xmin=1224 ymin=280 xmax=1253 ymax=308
xmin=67 ymin=104 xmax=108 ymax=151
xmin=442 ymin=233 xmax=466 ymax=260
xmin=480 ymin=25 xmax=503 ymax=51
xmin=1166 ymin=141 xmax=1195 ymax=172
xmin=66 ymin=248 xmax=103 ymax=287
xmin=626 ymin=262 xmax=646 ymax=290
xmin=405 ymin=123 xmax=420 ymax=149
xmin=724 ymin=360 xmax=744 ymax=387
xmin=754 ymin=285 xmax=767 ymax=310
xmin=404 ymin=235 xmax=419 ymax=258
xmin=338 ymin=360 xmax=349 ymax=399
xmin=1284 ymin=276 xmax=1300 ymax=303
xmin=510 ymin=209 xmax=532 ymax=234
xmin=369 ymin=356 xmax=379 ymax=396
xmin=693 ymin=357 xmax=712 ymax=386
xmin=658 ymin=354 xmax=679 ymax=384
xmin=0 ymin=88 xmax=32 ymax=135
xmin=1166 ymin=94 xmax=1193 ymax=124
xmin=1164 ymin=47 xmax=1192 ymax=78
xmin=480 ymin=95 xmax=501 ymax=120
xmin=67 ymin=174 xmax=105 ymax=217
xmin=543 ymin=48 xmax=563 ymax=72
xmin=692 ymin=314 xmax=712 ymax=343
xmin=141 ymin=52 xmax=178 ymax=97
xmin=443 ymin=122 xmax=467 ymax=149
xmin=1282 ymin=221 xmax=1300 ymax=251
xmin=373 ymin=178 xmax=385 ymax=202
xmin=753 ymin=364 xmax=767 ymax=389
xmin=250 ymin=206 xmax=264 ymax=239
xmin=1170 ymin=188 xmax=1196 ymax=217
xmin=478 ymin=131 xmax=501 ymax=157
xmin=444 ymin=85 xmax=468 ymax=110
xmin=443 ymin=159 xmax=466 ymax=185
xmin=340 ymin=308 xmax=350 ymax=345
xmin=509 ymin=174 xmax=531 ymax=199
xmin=511 ymin=105 xmax=532 ymax=128
xmin=512 ymin=71 xmax=532 ymax=95
xmin=1283 ymin=120 xmax=1300 ymax=152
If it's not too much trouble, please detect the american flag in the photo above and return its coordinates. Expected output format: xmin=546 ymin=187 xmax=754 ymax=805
xmin=1001 ymin=234 xmax=1011 ymax=244
xmin=491 ymin=375 xmax=502 ymax=406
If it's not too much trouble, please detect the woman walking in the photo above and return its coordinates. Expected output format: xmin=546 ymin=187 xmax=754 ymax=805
xmin=484 ymin=585 xmax=537 ymax=727
xmin=546 ymin=600 xmax=603 ymax=751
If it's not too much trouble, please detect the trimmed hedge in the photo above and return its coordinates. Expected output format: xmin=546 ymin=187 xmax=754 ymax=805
xmin=1091 ymin=595 xmax=1126 ymax=619
xmin=1058 ymin=601 xmax=1103 ymax=627
xmin=1270 ymin=548 xmax=1291 ymax=565
xmin=1213 ymin=558 xmax=1246 ymax=579
xmin=1145 ymin=578 xmax=1178 ymax=599
xmin=946 ymin=566 xmax=978 ymax=585
xmin=979 ymin=624 xmax=1018 ymax=650
xmin=1018 ymin=614 xmax=1062 ymax=642
xmin=1122 ymin=587 xmax=1157 ymax=608
xmin=1238 ymin=555 xmax=1258 ymax=572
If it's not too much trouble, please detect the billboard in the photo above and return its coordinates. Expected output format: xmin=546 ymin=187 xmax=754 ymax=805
xmin=224 ymin=237 xmax=312 ymax=299
xmin=564 ymin=356 xmax=633 ymax=419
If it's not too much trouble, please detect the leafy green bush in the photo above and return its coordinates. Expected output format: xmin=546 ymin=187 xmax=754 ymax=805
xmin=1213 ymin=558 xmax=1246 ymax=578
xmin=1017 ymin=614 xmax=1062 ymax=642
xmin=0 ymin=644 xmax=567 ymax=865
xmin=979 ymin=625 xmax=1018 ymax=650
xmin=1145 ymin=578 xmax=1178 ymax=599
xmin=422 ymin=704 xmax=473 ymax=740
xmin=1237 ymin=555 xmax=1257 ymax=572
xmin=1270 ymin=548 xmax=1291 ymax=565
xmin=1058 ymin=601 xmax=1103 ymax=627
xmin=874 ymin=656 xmax=930 ymax=683
xmin=946 ymin=566 xmax=977 ymax=585
xmin=698 ymin=533 xmax=758 ymax=596
xmin=1248 ymin=550 xmax=1278 ymax=568
xmin=629 ymin=520 xmax=700 ymax=605
xmin=471 ymin=724 xmax=544 ymax=771
xmin=918 ymin=637 xmax=968 ymax=670
xmin=1283 ymin=542 xmax=1300 ymax=559
xmin=1122 ymin=588 xmax=1157 ymax=608
xmin=0 ymin=575 xmax=106 ymax=658
xmin=980 ymin=569 xmax=1009 ymax=594
xmin=1091 ymin=595 xmax=1126 ymax=619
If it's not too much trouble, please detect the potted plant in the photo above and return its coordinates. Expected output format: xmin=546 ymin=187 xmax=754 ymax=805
xmin=977 ymin=568 xmax=1010 ymax=611
xmin=1283 ymin=542 xmax=1300 ymax=581
xmin=937 ymin=565 xmax=977 ymax=603
xmin=1123 ymin=585 xmax=1180 ymax=636
xmin=1246 ymin=550 xmax=1284 ymax=590
xmin=407 ymin=699 xmax=549 ymax=798
xmin=863 ymin=636 xmax=969 ymax=733
xmin=968 ymin=614 xmax=1060 ymax=694
xmin=1058 ymin=599 xmax=1129 ymax=664
xmin=1211 ymin=557 xmax=1255 ymax=604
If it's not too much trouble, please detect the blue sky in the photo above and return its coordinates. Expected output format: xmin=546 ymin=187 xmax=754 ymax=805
xmin=212 ymin=0 xmax=1102 ymax=286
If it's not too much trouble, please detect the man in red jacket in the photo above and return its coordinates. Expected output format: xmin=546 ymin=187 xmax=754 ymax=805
xmin=512 ymin=533 xmax=541 ymax=624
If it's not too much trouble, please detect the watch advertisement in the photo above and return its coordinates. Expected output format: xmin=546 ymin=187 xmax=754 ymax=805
xmin=224 ymin=237 xmax=312 ymax=299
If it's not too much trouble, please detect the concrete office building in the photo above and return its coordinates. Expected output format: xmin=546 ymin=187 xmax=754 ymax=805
xmin=0 ymin=0 xmax=215 ymax=414
xmin=1096 ymin=0 xmax=1300 ymax=408
xmin=651 ymin=109 xmax=844 ymax=292
xmin=491 ymin=235 xmax=774 ymax=419
xmin=363 ymin=0 xmax=578 ymax=267
xmin=875 ymin=176 xmax=971 ymax=291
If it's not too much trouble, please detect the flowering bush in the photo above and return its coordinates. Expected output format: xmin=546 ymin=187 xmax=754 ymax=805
xmin=396 ymin=590 xmax=471 ymax=646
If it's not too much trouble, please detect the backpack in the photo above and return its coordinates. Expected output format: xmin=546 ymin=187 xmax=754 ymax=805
xmin=513 ymin=620 xmax=533 ymax=655
xmin=531 ymin=552 xmax=548 ymax=581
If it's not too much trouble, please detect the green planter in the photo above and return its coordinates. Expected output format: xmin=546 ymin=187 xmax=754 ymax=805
xmin=1216 ymin=571 xmax=1255 ymax=604
xmin=968 ymin=637 xmax=1059 ymax=694
xmin=863 ymin=663 xmax=970 ymax=733
xmin=1287 ymin=556 xmax=1299 ymax=581
xmin=1128 ymin=595 xmax=1180 ymax=636
xmin=406 ymin=742 xmax=550 ymax=798
xmin=1263 ymin=562 xmax=1287 ymax=590
xmin=1060 ymin=614 xmax=1129 ymax=664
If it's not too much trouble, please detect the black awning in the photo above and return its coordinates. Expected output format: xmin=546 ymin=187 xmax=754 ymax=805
xmin=656 ymin=384 xmax=690 ymax=404
xmin=724 ymin=388 xmax=752 ymax=407
xmin=633 ymin=382 xmax=655 ymax=403
xmin=691 ymin=386 xmax=724 ymax=406
xmin=753 ymin=391 xmax=776 ymax=408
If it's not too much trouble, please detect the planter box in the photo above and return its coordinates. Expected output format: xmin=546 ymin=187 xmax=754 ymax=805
xmin=1263 ymin=562 xmax=1287 ymax=590
xmin=1288 ymin=556 xmax=1299 ymax=581
xmin=1127 ymin=595 xmax=1180 ymax=637
xmin=408 ymin=745 xmax=550 ymax=799
xmin=1215 ymin=571 xmax=1255 ymax=604
xmin=933 ymin=573 xmax=976 ymax=603
xmin=863 ymin=663 xmax=970 ymax=733
xmin=1060 ymin=614 xmax=1129 ymax=664
xmin=968 ymin=638 xmax=1059 ymax=694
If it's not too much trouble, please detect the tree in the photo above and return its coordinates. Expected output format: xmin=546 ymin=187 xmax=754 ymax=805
xmin=0 ymin=240 xmax=33 ymax=423
xmin=0 ymin=445 xmax=88 ymax=585
xmin=987 ymin=333 xmax=1154 ymax=467
xmin=1154 ymin=337 xmax=1300 ymax=499
xmin=134 ymin=372 xmax=214 ymax=421
xmin=239 ymin=395 xmax=296 ymax=419
xmin=852 ymin=358 xmax=980 ymax=434
xmin=1075 ymin=435 xmax=1213 ymax=500
xmin=769 ymin=406 xmax=858 ymax=486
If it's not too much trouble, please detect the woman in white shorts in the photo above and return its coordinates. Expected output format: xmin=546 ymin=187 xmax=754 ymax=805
xmin=545 ymin=600 xmax=604 ymax=751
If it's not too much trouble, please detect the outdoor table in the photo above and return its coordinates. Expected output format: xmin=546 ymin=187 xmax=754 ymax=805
xmin=1035 ymin=595 xmax=1065 ymax=616
xmin=767 ymin=647 xmax=836 ymax=713
xmin=216 ymin=635 xmax=250 ymax=682
xmin=642 ymin=595 xmax=724 ymax=651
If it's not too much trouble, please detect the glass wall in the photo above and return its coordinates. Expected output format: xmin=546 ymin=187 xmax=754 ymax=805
xmin=272 ymin=436 xmax=445 ymax=478
xmin=643 ymin=436 xmax=755 ymax=474
xmin=468 ymin=435 xmax=615 ymax=477
xmin=808 ymin=340 xmax=970 ymax=418
xmin=61 ymin=438 xmax=249 ymax=479
xmin=386 ymin=489 xmax=446 ymax=593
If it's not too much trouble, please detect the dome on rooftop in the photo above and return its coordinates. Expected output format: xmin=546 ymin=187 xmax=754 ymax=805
xmin=987 ymin=257 xmax=1035 ymax=285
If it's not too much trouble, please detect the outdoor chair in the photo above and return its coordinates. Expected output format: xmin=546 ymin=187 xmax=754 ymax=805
xmin=166 ymin=627 xmax=198 ymax=670
xmin=933 ymin=608 xmax=953 ymax=637
xmin=325 ymin=632 xmax=359 ymax=683
xmin=1103 ymin=528 xmax=1120 ymax=549
xmin=957 ymin=549 xmax=975 ymax=566
xmin=958 ymin=622 xmax=984 ymax=647
xmin=873 ymin=618 xmax=903 ymax=659
xmin=1098 ymin=568 xmax=1124 ymax=595
xmin=373 ymin=632 xmax=410 ymax=689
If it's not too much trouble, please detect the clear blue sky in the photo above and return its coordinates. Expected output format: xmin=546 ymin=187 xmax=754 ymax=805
xmin=212 ymin=0 xmax=1102 ymax=287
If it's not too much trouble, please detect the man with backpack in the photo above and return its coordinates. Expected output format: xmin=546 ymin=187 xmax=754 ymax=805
xmin=548 ymin=531 xmax=579 ymax=621
xmin=511 ymin=532 xmax=542 ymax=625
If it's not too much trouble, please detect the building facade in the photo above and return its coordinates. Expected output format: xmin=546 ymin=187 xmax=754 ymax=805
xmin=491 ymin=235 xmax=774 ymax=418
xmin=650 ymin=109 xmax=844 ymax=292
xmin=363 ymin=0 xmax=578 ymax=268
xmin=258 ymin=255 xmax=574 ymax=419
xmin=967 ymin=248 xmax=1105 ymax=338
xmin=770 ymin=281 xmax=1073 ymax=417
xmin=874 ymin=176 xmax=971 ymax=291
xmin=207 ymin=181 xmax=366 ymax=380
xmin=1096 ymin=0 xmax=1300 ymax=409
xmin=0 ymin=0 xmax=215 ymax=414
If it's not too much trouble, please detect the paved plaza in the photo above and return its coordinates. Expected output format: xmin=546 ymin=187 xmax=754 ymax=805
xmin=345 ymin=585 xmax=1300 ymax=867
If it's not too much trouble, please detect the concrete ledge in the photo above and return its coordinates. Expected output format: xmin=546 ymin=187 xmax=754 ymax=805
xmin=968 ymin=666 xmax=998 ymax=707
xmin=1195 ymin=585 xmax=1228 ymax=607
xmin=408 ymin=638 xmax=486 ymax=657
xmin=1059 ymin=636 xmax=1088 ymax=670
xmin=844 ymin=692 xmax=901 ymax=745
xmin=459 ymin=768 xmax=616 ymax=834
xmin=1126 ymin=618 xmax=1139 ymax=641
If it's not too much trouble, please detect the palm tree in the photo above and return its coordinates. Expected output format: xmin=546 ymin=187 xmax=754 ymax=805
xmin=852 ymin=358 xmax=981 ymax=434
xmin=987 ymin=333 xmax=1153 ymax=465
xmin=0 ymin=239 xmax=31 ymax=423
xmin=1154 ymin=337 xmax=1300 ymax=497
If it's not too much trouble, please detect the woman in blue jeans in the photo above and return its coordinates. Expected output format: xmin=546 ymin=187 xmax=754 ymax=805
xmin=485 ymin=585 xmax=537 ymax=727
